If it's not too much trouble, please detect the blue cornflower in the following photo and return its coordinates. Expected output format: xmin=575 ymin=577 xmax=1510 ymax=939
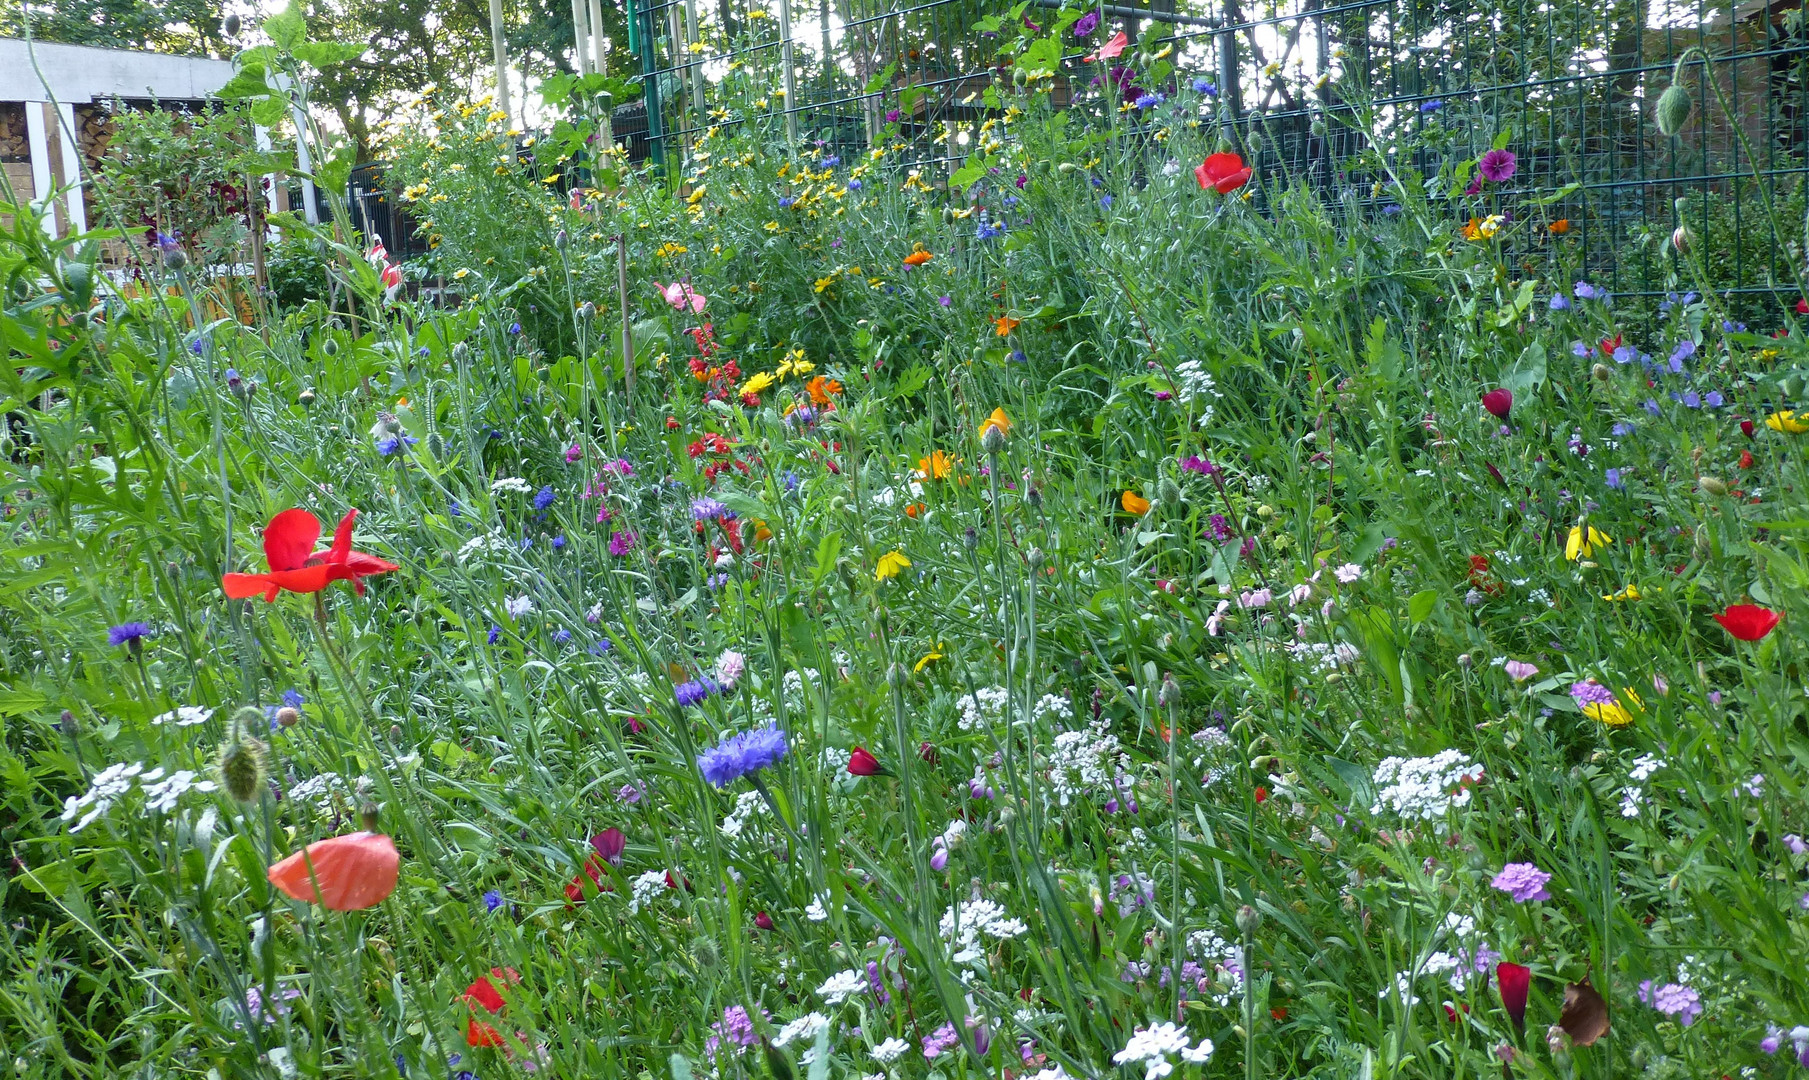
xmin=1002 ymin=194 xmax=1019 ymax=208
xmin=508 ymin=322 xmax=522 ymax=334
xmin=1133 ymin=92 xmax=1165 ymax=109
xmin=1605 ymin=468 xmax=1624 ymax=490
xmin=449 ymin=499 xmax=462 ymax=517
xmin=1420 ymin=99 xmax=1444 ymax=113
xmin=551 ymin=534 xmax=567 ymax=550
xmin=1549 ymin=294 xmax=1570 ymax=311
xmin=1099 ymin=194 xmax=1114 ymax=209
xmin=691 ymin=497 xmax=732 ymax=521
xmin=697 ymin=724 xmax=790 ymax=787
xmin=847 ymin=179 xmax=862 ymax=191
xmin=975 ymin=220 xmax=1005 ymax=240
xmin=589 ymin=637 xmax=614 ymax=656
xmin=520 ymin=537 xmax=534 ymax=551
xmin=821 ymin=155 xmax=840 ymax=167
xmin=1612 ymin=422 xmax=1634 ymax=436
xmin=533 ymin=485 xmax=556 ymax=511
xmin=782 ymin=470 xmax=800 ymax=492
xmin=1381 ymin=204 xmax=1403 ymax=216
xmin=376 ymin=435 xmax=418 ymax=456
xmin=416 ymin=346 xmax=429 ymax=357
xmin=778 ymin=197 xmax=795 ymax=209
xmin=1009 ymin=349 xmax=1026 ymax=364
xmin=707 ymin=572 xmax=730 ymax=589
xmin=1724 ymin=319 xmax=1746 ymax=333
xmin=487 ymin=625 xmax=501 ymax=645
xmin=282 ymin=689 xmax=305 ymax=709
xmin=108 ymin=622 xmax=153 ymax=648
xmin=675 ymin=677 xmax=723 ymax=708
xmin=554 ymin=628 xmax=572 ymax=645
xmin=1192 ymin=78 xmax=1218 ymax=96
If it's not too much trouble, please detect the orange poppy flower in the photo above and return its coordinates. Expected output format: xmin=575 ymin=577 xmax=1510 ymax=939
xmin=1121 ymin=490 xmax=1151 ymax=516
xmin=904 ymin=502 xmax=927 ymax=518
xmin=979 ymin=407 xmax=1011 ymax=440
xmin=223 ymin=508 xmax=398 ymax=602
xmin=1461 ymin=217 xmax=1483 ymax=241
xmin=807 ymin=374 xmax=843 ymax=405
xmin=916 ymin=450 xmax=954 ymax=480
xmin=994 ymin=315 xmax=1020 ymax=337
xmin=902 ymin=246 xmax=933 ymax=267
xmin=462 ymin=967 xmax=520 ymax=1046
xmin=266 ymin=831 xmax=399 ymax=910
xmin=1549 ymin=218 xmax=1571 ymax=235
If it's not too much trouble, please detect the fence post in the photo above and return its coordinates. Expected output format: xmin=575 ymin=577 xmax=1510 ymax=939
xmin=640 ymin=0 xmax=666 ymax=169
xmin=776 ymin=0 xmax=799 ymax=148
xmin=489 ymin=0 xmax=513 ymax=126
xmin=571 ymin=0 xmax=591 ymax=75
xmin=1217 ymin=0 xmax=1240 ymax=120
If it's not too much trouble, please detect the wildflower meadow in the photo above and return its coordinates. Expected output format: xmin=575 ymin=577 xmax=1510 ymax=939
xmin=5 ymin=8 xmax=1809 ymax=1080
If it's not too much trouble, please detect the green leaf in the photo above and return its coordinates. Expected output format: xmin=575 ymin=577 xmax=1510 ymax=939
xmin=671 ymin=1054 xmax=696 ymax=1080
xmin=293 ymin=41 xmax=366 ymax=69
xmin=1019 ymin=36 xmax=1061 ymax=76
xmin=1407 ymin=589 xmax=1438 ymax=624
xmin=262 ymin=3 xmax=307 ymax=50
xmin=216 ymin=64 xmax=274 ymax=100
xmin=249 ymin=94 xmax=289 ymax=127
xmin=806 ymin=1025 xmax=831 ymax=1080
xmin=813 ymin=531 xmax=843 ymax=585
xmin=890 ymin=363 xmax=931 ymax=398
xmin=949 ymin=158 xmax=986 ymax=192
xmin=1499 ymin=341 xmax=1547 ymax=396
xmin=864 ymin=62 xmax=897 ymax=94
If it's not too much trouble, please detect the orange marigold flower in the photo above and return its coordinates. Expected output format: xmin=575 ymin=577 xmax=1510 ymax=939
xmin=903 ymin=245 xmax=933 ymax=267
xmin=1549 ymin=218 xmax=1571 ymax=235
xmin=994 ymin=315 xmax=1020 ymax=337
xmin=807 ymin=374 xmax=843 ymax=405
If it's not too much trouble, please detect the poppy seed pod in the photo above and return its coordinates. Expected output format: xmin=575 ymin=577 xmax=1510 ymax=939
xmin=1655 ymin=81 xmax=1693 ymax=137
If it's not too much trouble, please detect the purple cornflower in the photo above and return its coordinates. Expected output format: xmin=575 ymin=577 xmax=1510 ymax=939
xmin=487 ymin=625 xmax=501 ymax=645
xmin=483 ymin=889 xmax=504 ymax=912
xmin=108 ymin=622 xmax=153 ymax=648
xmin=692 ymin=497 xmax=731 ymax=521
xmin=1570 ymin=680 xmax=1616 ymax=708
xmin=1638 ymin=980 xmax=1702 ymax=1026
xmin=608 ymin=530 xmax=638 ymax=556
xmin=674 ymin=678 xmax=723 ymax=708
xmin=1574 ymin=282 xmax=1598 ymax=299
xmin=533 ymin=486 xmax=556 ymax=511
xmin=938 ymin=295 xmax=952 ymax=307
xmin=1073 ymin=10 xmax=1099 ymax=36
xmin=1478 ymin=149 xmax=1517 ymax=183
xmin=1491 ymin=862 xmax=1552 ymax=903
xmin=697 ymin=723 xmax=789 ymax=787
xmin=1605 ymin=468 xmax=1624 ymax=490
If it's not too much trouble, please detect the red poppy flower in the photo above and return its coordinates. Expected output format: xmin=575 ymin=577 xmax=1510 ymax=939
xmin=1740 ymin=450 xmax=1755 ymax=469
xmin=1194 ymin=152 xmax=1252 ymax=194
xmin=1713 ymin=603 xmax=1780 ymax=641
xmin=462 ymin=968 xmax=518 ymax=1013
xmin=1481 ymin=388 xmax=1512 ymax=419
xmin=467 ymin=1020 xmax=507 ymax=1047
xmin=266 ymin=831 xmax=399 ymax=910
xmin=847 ymin=746 xmax=883 ymax=776
xmin=1797 ymin=298 xmax=1808 ymax=315
xmin=1599 ymin=334 xmax=1622 ymax=357
xmin=223 ymin=508 xmax=397 ymax=602
xmin=1254 ymin=785 xmax=1269 ymax=803
xmin=1496 ymin=961 xmax=1531 ymax=1034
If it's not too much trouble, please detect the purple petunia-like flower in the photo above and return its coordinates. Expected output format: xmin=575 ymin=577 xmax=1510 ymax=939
xmin=108 ymin=622 xmax=154 ymax=648
xmin=697 ymin=723 xmax=789 ymax=787
xmin=1569 ymin=679 xmax=1617 ymax=708
xmin=1478 ymin=149 xmax=1517 ymax=183
xmin=1073 ymin=10 xmax=1099 ymax=37
xmin=1491 ymin=862 xmax=1552 ymax=902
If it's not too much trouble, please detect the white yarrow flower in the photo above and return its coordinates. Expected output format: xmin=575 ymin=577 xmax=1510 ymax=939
xmin=816 ymin=969 xmax=866 ymax=1004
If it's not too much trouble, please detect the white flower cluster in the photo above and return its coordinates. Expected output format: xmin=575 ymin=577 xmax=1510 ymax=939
xmin=956 ymin=686 xmax=1010 ymax=731
xmin=1370 ymin=751 xmax=1484 ymax=821
xmin=457 ymin=531 xmax=513 ymax=564
xmin=782 ymin=669 xmax=822 ymax=712
xmin=720 ymin=790 xmax=767 ymax=839
xmin=150 ymin=706 xmax=213 ymax=727
xmin=490 ymin=477 xmax=534 ymax=494
xmin=1171 ymin=360 xmax=1223 ymax=425
xmin=1621 ymin=753 xmax=1665 ymax=818
xmin=61 ymin=762 xmax=217 ymax=832
xmin=627 ymin=869 xmax=671 ymax=914
xmin=815 ymin=969 xmax=866 ymax=1005
xmin=1047 ymin=722 xmax=1129 ymax=806
xmin=870 ymin=1037 xmax=910 ymax=1063
xmin=1288 ymin=640 xmax=1362 ymax=672
xmin=773 ymin=1012 xmax=830 ymax=1048
xmin=939 ymin=899 xmax=1029 ymax=963
xmin=1189 ymin=728 xmax=1236 ymax=786
xmin=288 ymin=772 xmax=350 ymax=813
xmin=821 ymin=746 xmax=852 ymax=774
xmin=1112 ymin=1022 xmax=1214 ymax=1080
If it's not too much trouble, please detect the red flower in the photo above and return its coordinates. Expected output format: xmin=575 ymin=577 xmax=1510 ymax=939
xmin=1713 ymin=603 xmax=1780 ymax=641
xmin=919 ymin=741 xmax=940 ymax=764
xmin=847 ymin=746 xmax=883 ymax=776
xmin=222 ymin=508 xmax=398 ymax=602
xmin=1740 ymin=450 xmax=1755 ymax=469
xmin=462 ymin=968 xmax=518 ymax=1013
xmin=592 ymin=827 xmax=626 ymax=865
xmin=1797 ymin=298 xmax=1807 ymax=315
xmin=1741 ymin=418 xmax=1756 ymax=438
xmin=1194 ymin=152 xmax=1252 ymax=194
xmin=467 ymin=1020 xmax=507 ymax=1047
xmin=1496 ymin=961 xmax=1531 ymax=1035
xmin=1481 ymin=388 xmax=1512 ymax=419
xmin=1253 ymin=785 xmax=1269 ymax=803
xmin=754 ymin=910 xmax=775 ymax=930
xmin=1599 ymin=334 xmax=1622 ymax=358
xmin=265 ymin=831 xmax=399 ymax=910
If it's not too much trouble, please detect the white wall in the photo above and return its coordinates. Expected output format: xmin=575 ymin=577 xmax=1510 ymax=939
xmin=0 ymin=37 xmax=232 ymax=104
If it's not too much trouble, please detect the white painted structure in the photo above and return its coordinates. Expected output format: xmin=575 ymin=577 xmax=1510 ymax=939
xmin=0 ymin=38 xmax=237 ymax=237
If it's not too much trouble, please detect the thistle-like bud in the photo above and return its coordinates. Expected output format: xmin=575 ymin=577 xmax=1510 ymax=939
xmin=452 ymin=343 xmax=470 ymax=363
xmin=1699 ymin=476 xmax=1728 ymax=496
xmin=1457 ymin=653 xmax=1473 ymax=670
xmin=1157 ymin=476 xmax=1182 ymax=505
xmin=1235 ymin=904 xmax=1262 ymax=934
xmin=162 ymin=248 xmax=188 ymax=271
xmin=981 ymin=423 xmax=1006 ymax=454
xmin=963 ymin=526 xmax=980 ymax=552
xmin=1157 ymin=672 xmax=1180 ymax=707
xmin=1655 ymin=81 xmax=1693 ymax=137
xmin=360 ymin=800 xmax=380 ymax=832
xmin=554 ymin=229 xmax=569 ymax=251
xmin=886 ymin=662 xmax=910 ymax=689
xmin=579 ymin=301 xmax=596 ymax=320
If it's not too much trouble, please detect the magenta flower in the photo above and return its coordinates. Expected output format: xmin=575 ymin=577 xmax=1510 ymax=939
xmin=1478 ymin=149 xmax=1517 ymax=183
xmin=1491 ymin=862 xmax=1552 ymax=902
xmin=608 ymin=530 xmax=638 ymax=556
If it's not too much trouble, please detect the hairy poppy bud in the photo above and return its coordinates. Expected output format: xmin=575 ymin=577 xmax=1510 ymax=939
xmin=219 ymin=711 xmax=269 ymax=803
xmin=1235 ymin=904 xmax=1262 ymax=934
xmin=1655 ymin=81 xmax=1693 ymax=137
xmin=322 ymin=338 xmax=339 ymax=357
xmin=298 ymin=387 xmax=316 ymax=407
xmin=1592 ymin=363 xmax=1611 ymax=382
xmin=1699 ymin=475 xmax=1728 ymax=496
xmin=1157 ymin=476 xmax=1182 ymax=505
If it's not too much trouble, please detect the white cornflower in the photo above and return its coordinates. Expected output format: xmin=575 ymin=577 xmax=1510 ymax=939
xmin=150 ymin=706 xmax=213 ymax=727
xmin=504 ymin=595 xmax=535 ymax=619
xmin=871 ymin=1037 xmax=910 ymax=1063
xmin=815 ymin=969 xmax=866 ymax=1005
xmin=714 ymin=649 xmax=747 ymax=688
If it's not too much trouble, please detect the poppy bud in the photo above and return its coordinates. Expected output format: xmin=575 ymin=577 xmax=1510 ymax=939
xmin=224 ymin=13 xmax=241 ymax=35
xmin=1246 ymin=132 xmax=1264 ymax=152
xmin=1157 ymin=476 xmax=1182 ymax=505
xmin=754 ymin=910 xmax=775 ymax=930
xmin=847 ymin=746 xmax=883 ymax=776
xmin=1655 ymin=81 xmax=1693 ymax=137
xmin=885 ymin=662 xmax=909 ymax=688
xmin=1496 ymin=961 xmax=1531 ymax=1035
xmin=1591 ymin=363 xmax=1611 ymax=382
xmin=1235 ymin=904 xmax=1262 ymax=934
xmin=1057 ymin=162 xmax=1080 ymax=174
xmin=1700 ymin=476 xmax=1728 ymax=496
xmin=1671 ymin=226 xmax=1691 ymax=254
xmin=452 ymin=343 xmax=470 ymax=362
xmin=219 ymin=716 xmax=269 ymax=803
xmin=298 ymin=388 xmax=316 ymax=407
xmin=322 ymin=338 xmax=339 ymax=357
xmin=1026 ymin=547 xmax=1043 ymax=570
xmin=1457 ymin=653 xmax=1473 ymax=670
xmin=1481 ymin=387 xmax=1512 ymax=419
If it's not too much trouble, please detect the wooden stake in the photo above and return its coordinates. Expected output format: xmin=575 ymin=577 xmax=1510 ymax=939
xmin=616 ymin=233 xmax=634 ymax=396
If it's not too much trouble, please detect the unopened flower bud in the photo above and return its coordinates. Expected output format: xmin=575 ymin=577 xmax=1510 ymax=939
xmin=162 ymin=247 xmax=188 ymax=271
xmin=1157 ymin=476 xmax=1182 ymax=505
xmin=886 ymin=662 xmax=910 ymax=689
xmin=1655 ymin=81 xmax=1693 ymax=137
xmin=963 ymin=527 xmax=980 ymax=552
xmin=579 ymin=301 xmax=596 ymax=320
xmin=360 ymin=800 xmax=380 ymax=832
xmin=1257 ymin=504 xmax=1273 ymax=518
xmin=1026 ymin=547 xmax=1043 ymax=570
xmin=1671 ymin=225 xmax=1691 ymax=254
xmin=554 ymin=228 xmax=569 ymax=250
xmin=981 ymin=424 xmax=1006 ymax=453
xmin=1699 ymin=475 xmax=1728 ymax=496
xmin=224 ymin=13 xmax=241 ymax=35
xmin=1591 ymin=363 xmax=1611 ymax=381
xmin=219 ymin=718 xmax=269 ymax=802
xmin=1235 ymin=904 xmax=1262 ymax=934
xmin=322 ymin=338 xmax=339 ymax=357
xmin=275 ymin=706 xmax=301 ymax=728
xmin=298 ymin=388 xmax=316 ymax=407
xmin=1158 ymin=672 xmax=1180 ymax=707
xmin=1457 ymin=653 xmax=1473 ymax=670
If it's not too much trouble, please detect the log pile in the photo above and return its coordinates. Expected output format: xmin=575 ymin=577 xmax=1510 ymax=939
xmin=0 ymin=103 xmax=27 ymax=162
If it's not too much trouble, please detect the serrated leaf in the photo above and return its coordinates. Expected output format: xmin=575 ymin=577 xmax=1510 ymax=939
xmin=262 ymin=4 xmax=307 ymax=49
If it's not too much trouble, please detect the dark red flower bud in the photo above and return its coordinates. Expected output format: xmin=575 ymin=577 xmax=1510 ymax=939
xmin=1482 ymin=388 xmax=1513 ymax=419
xmin=919 ymin=741 xmax=940 ymax=764
xmin=1741 ymin=418 xmax=1756 ymax=438
xmin=847 ymin=746 xmax=883 ymax=776
xmin=1496 ymin=961 xmax=1531 ymax=1035
xmin=754 ymin=910 xmax=775 ymax=930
